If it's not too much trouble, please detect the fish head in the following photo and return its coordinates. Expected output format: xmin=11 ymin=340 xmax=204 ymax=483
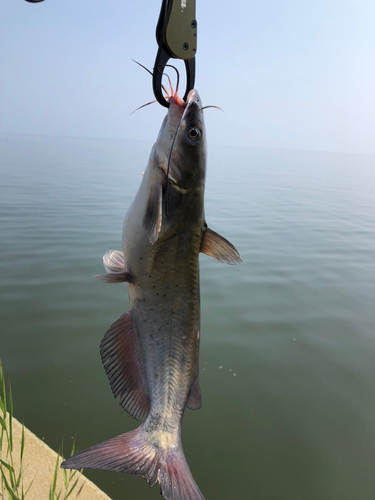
xmin=155 ymin=89 xmax=206 ymax=190
xmin=141 ymin=90 xmax=207 ymax=244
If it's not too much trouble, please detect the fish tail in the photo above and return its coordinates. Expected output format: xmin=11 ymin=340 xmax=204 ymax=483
xmin=61 ymin=425 xmax=205 ymax=500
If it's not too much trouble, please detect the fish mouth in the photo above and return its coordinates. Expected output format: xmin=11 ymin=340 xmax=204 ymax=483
xmin=168 ymin=93 xmax=185 ymax=108
xmin=186 ymin=89 xmax=201 ymax=108
xmin=168 ymin=89 xmax=201 ymax=110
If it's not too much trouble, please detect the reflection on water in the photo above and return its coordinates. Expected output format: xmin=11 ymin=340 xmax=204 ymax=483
xmin=1 ymin=134 xmax=375 ymax=499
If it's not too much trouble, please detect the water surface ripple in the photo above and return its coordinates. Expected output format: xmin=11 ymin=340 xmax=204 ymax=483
xmin=1 ymin=134 xmax=375 ymax=499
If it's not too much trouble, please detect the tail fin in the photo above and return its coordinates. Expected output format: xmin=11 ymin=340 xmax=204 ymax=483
xmin=61 ymin=426 xmax=204 ymax=500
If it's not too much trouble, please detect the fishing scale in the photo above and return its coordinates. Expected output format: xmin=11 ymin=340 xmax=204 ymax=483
xmin=153 ymin=0 xmax=197 ymax=108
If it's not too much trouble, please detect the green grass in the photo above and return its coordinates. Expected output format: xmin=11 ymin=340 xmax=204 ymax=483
xmin=0 ymin=360 xmax=82 ymax=500
xmin=0 ymin=359 xmax=27 ymax=500
xmin=48 ymin=441 xmax=83 ymax=500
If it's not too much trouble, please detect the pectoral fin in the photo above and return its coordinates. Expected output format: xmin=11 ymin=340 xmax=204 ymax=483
xmin=200 ymin=227 xmax=242 ymax=265
xmin=100 ymin=311 xmax=150 ymax=421
xmin=94 ymin=250 xmax=133 ymax=283
xmin=143 ymin=184 xmax=163 ymax=245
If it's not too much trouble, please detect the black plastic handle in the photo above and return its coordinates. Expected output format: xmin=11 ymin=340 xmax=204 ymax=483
xmin=153 ymin=44 xmax=195 ymax=108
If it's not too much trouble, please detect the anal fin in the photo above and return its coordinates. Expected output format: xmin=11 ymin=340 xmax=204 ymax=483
xmin=200 ymin=227 xmax=242 ymax=265
xmin=100 ymin=311 xmax=150 ymax=421
xmin=94 ymin=249 xmax=133 ymax=284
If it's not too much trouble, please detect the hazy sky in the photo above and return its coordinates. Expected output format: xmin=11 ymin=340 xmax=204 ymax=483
xmin=1 ymin=0 xmax=374 ymax=154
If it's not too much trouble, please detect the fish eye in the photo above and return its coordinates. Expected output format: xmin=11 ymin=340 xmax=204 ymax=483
xmin=188 ymin=126 xmax=201 ymax=141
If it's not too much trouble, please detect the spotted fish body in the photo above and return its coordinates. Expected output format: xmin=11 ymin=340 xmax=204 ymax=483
xmin=62 ymin=90 xmax=241 ymax=500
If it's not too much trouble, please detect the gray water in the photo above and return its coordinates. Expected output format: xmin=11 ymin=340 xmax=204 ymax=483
xmin=1 ymin=133 xmax=375 ymax=500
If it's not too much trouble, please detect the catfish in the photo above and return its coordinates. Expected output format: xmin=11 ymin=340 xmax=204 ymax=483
xmin=62 ymin=89 xmax=241 ymax=500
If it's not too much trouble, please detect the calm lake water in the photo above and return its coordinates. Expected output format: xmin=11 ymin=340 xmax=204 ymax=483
xmin=1 ymin=133 xmax=375 ymax=500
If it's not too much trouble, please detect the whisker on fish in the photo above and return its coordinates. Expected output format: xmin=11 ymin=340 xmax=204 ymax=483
xmin=131 ymin=58 xmax=153 ymax=76
xmin=164 ymin=72 xmax=174 ymax=96
xmin=131 ymin=59 xmax=170 ymax=97
xmin=132 ymin=59 xmax=182 ymax=111
xmin=201 ymin=105 xmax=224 ymax=112
xmin=165 ymin=64 xmax=180 ymax=96
xmin=130 ymin=100 xmax=158 ymax=116
xmin=130 ymin=59 xmax=176 ymax=115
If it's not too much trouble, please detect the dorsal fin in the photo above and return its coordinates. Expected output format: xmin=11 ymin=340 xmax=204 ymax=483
xmin=100 ymin=311 xmax=150 ymax=421
xmin=200 ymin=227 xmax=242 ymax=265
